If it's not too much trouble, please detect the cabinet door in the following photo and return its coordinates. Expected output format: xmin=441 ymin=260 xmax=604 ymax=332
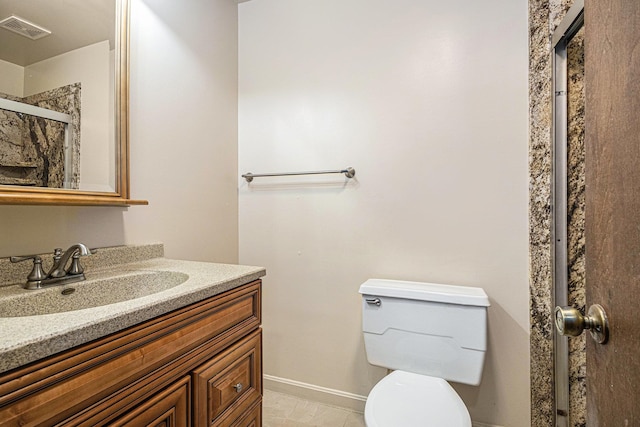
xmin=110 ymin=377 xmax=191 ymax=427
xmin=193 ymin=330 xmax=262 ymax=427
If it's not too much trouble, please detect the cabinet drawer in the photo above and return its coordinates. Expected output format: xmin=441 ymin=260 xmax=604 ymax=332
xmin=110 ymin=376 xmax=191 ymax=427
xmin=193 ymin=330 xmax=262 ymax=426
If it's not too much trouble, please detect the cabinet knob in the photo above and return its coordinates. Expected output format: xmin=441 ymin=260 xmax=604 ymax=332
xmin=233 ymin=383 xmax=243 ymax=393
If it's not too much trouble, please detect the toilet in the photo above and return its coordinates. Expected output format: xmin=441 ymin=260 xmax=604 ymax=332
xmin=359 ymin=279 xmax=490 ymax=427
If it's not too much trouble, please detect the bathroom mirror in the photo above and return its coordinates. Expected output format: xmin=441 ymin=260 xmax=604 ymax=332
xmin=0 ymin=0 xmax=146 ymax=206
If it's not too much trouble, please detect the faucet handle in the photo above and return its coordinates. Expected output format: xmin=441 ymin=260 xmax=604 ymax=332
xmin=9 ymin=255 xmax=47 ymax=282
xmin=65 ymin=246 xmax=96 ymax=275
xmin=67 ymin=253 xmax=84 ymax=275
xmin=10 ymin=254 xmax=40 ymax=263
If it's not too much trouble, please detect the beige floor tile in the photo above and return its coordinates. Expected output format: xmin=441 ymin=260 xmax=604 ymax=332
xmin=308 ymin=404 xmax=351 ymax=426
xmin=287 ymin=398 xmax=321 ymax=423
xmin=264 ymin=389 xmax=301 ymax=419
xmin=264 ymin=419 xmax=310 ymax=427
xmin=344 ymin=411 xmax=367 ymax=427
xmin=263 ymin=389 xmax=365 ymax=427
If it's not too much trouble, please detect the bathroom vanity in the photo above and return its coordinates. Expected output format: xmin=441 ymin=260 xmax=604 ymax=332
xmin=0 ymin=244 xmax=265 ymax=426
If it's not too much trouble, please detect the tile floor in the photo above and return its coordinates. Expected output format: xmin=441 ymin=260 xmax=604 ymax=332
xmin=263 ymin=389 xmax=366 ymax=427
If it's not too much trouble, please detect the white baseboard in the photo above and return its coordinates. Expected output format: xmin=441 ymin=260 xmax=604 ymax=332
xmin=263 ymin=374 xmax=367 ymax=413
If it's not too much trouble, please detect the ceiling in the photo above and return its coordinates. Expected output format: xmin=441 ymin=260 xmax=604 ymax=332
xmin=0 ymin=0 xmax=115 ymax=67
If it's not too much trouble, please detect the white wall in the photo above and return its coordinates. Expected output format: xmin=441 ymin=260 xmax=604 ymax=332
xmin=0 ymin=0 xmax=239 ymax=265
xmin=0 ymin=59 xmax=24 ymax=98
xmin=238 ymin=1 xmax=530 ymax=426
xmin=123 ymin=0 xmax=239 ymax=261
xmin=24 ymin=41 xmax=113 ymax=192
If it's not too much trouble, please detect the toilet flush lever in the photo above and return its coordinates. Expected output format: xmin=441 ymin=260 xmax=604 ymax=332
xmin=366 ymin=298 xmax=381 ymax=306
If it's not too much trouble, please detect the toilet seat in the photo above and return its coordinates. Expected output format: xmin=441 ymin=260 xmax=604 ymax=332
xmin=364 ymin=370 xmax=471 ymax=427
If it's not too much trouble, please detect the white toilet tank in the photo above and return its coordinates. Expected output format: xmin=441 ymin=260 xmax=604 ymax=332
xmin=359 ymin=279 xmax=490 ymax=386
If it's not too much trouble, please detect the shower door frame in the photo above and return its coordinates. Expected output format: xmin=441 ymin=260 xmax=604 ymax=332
xmin=551 ymin=1 xmax=584 ymax=427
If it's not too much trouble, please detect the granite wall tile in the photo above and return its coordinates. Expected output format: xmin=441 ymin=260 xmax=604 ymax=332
xmin=0 ymin=84 xmax=81 ymax=189
xmin=529 ymin=1 xmax=555 ymax=425
xmin=23 ymin=83 xmax=81 ymax=189
xmin=0 ymin=93 xmax=38 ymax=186
xmin=529 ymin=0 xmax=585 ymax=426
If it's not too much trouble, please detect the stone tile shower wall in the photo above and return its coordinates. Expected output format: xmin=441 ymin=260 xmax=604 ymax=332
xmin=0 ymin=94 xmax=28 ymax=184
xmin=0 ymin=83 xmax=80 ymax=188
xmin=529 ymin=0 xmax=586 ymax=426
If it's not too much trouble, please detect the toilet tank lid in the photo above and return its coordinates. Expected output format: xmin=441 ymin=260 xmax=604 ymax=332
xmin=359 ymin=279 xmax=490 ymax=307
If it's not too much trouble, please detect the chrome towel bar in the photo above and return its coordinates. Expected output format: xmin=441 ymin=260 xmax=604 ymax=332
xmin=242 ymin=167 xmax=355 ymax=183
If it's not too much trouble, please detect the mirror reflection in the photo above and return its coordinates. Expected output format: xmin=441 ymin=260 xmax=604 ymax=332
xmin=0 ymin=0 xmax=116 ymax=192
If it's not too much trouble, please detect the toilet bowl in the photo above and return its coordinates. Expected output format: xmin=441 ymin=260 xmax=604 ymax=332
xmin=359 ymin=279 xmax=489 ymax=427
xmin=364 ymin=370 xmax=471 ymax=427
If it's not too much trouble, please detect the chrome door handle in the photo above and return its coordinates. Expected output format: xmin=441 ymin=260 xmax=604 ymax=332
xmin=554 ymin=304 xmax=609 ymax=344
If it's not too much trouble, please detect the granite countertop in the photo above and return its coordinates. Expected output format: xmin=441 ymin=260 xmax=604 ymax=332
xmin=0 ymin=245 xmax=265 ymax=374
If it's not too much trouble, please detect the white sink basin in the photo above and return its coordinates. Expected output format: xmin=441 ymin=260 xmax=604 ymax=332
xmin=0 ymin=270 xmax=189 ymax=317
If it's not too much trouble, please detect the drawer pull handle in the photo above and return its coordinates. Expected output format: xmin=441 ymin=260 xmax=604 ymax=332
xmin=233 ymin=383 xmax=243 ymax=393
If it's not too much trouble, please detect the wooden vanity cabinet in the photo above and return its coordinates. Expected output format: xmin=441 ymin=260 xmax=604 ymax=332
xmin=0 ymin=280 xmax=262 ymax=427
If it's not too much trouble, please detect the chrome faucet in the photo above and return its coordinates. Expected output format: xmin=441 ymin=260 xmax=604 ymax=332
xmin=10 ymin=243 xmax=94 ymax=290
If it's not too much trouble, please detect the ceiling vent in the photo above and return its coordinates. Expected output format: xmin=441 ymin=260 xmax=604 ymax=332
xmin=0 ymin=15 xmax=51 ymax=40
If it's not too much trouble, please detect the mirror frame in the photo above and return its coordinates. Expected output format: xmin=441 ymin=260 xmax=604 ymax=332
xmin=0 ymin=0 xmax=147 ymax=206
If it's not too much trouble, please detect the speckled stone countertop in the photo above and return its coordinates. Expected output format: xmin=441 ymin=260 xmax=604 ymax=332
xmin=0 ymin=244 xmax=265 ymax=374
